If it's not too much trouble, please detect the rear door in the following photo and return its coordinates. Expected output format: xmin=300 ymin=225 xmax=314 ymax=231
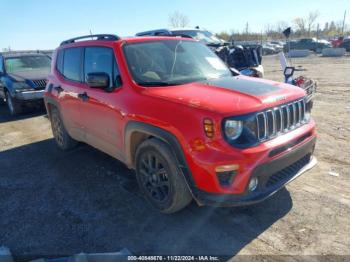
xmin=55 ymin=47 xmax=85 ymax=141
xmin=79 ymin=46 xmax=125 ymax=160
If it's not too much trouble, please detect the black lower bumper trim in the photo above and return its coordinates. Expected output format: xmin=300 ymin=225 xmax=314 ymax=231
xmin=193 ymin=137 xmax=317 ymax=207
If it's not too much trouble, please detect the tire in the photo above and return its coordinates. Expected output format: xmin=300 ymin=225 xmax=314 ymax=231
xmin=5 ymin=91 xmax=23 ymax=115
xmin=135 ymin=138 xmax=192 ymax=213
xmin=50 ymin=107 xmax=78 ymax=150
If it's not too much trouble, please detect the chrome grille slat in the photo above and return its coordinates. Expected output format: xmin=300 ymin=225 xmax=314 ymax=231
xmin=281 ymin=105 xmax=288 ymax=131
xmin=293 ymin=103 xmax=297 ymax=125
xmin=289 ymin=103 xmax=295 ymax=127
xmin=263 ymin=112 xmax=267 ymax=139
xmin=274 ymin=107 xmax=283 ymax=133
xmin=286 ymin=105 xmax=291 ymax=129
xmin=279 ymin=107 xmax=283 ymax=132
xmin=298 ymin=100 xmax=302 ymax=124
xmin=301 ymin=100 xmax=306 ymax=122
xmin=255 ymin=99 xmax=307 ymax=142
xmin=272 ymin=110 xmax=276 ymax=136
xmin=295 ymin=102 xmax=300 ymax=124
xmin=266 ymin=110 xmax=275 ymax=137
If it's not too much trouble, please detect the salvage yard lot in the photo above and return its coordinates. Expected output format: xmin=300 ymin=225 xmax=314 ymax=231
xmin=0 ymin=55 xmax=349 ymax=260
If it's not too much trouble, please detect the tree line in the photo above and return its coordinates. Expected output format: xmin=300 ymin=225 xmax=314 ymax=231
xmin=168 ymin=11 xmax=349 ymax=42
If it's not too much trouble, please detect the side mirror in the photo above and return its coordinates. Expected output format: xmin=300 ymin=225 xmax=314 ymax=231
xmin=86 ymin=72 xmax=110 ymax=89
xmin=284 ymin=66 xmax=295 ymax=79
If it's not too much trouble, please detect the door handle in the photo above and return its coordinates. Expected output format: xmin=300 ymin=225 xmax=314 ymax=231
xmin=78 ymin=92 xmax=89 ymax=102
xmin=54 ymin=85 xmax=64 ymax=93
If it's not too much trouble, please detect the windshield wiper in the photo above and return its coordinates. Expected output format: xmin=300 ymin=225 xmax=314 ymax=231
xmin=137 ymin=81 xmax=182 ymax=87
xmin=138 ymin=76 xmax=228 ymax=87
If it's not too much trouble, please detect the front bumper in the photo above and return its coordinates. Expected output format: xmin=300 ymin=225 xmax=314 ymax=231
xmin=15 ymin=90 xmax=44 ymax=101
xmin=192 ymin=136 xmax=317 ymax=207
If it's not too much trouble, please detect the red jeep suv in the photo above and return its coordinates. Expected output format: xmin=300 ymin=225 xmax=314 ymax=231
xmin=44 ymin=34 xmax=317 ymax=213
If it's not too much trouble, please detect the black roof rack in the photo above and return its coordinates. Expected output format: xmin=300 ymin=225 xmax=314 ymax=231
xmin=60 ymin=34 xmax=120 ymax=46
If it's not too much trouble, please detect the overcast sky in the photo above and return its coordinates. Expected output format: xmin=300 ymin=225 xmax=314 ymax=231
xmin=0 ymin=0 xmax=348 ymax=50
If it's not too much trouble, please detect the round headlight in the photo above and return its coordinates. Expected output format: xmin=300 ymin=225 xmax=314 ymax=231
xmin=224 ymin=120 xmax=243 ymax=141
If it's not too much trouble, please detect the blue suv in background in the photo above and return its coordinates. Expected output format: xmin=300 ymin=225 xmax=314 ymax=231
xmin=0 ymin=52 xmax=51 ymax=115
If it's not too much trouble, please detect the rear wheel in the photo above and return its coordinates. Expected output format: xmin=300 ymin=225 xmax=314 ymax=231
xmin=50 ymin=107 xmax=78 ymax=150
xmin=5 ymin=91 xmax=23 ymax=115
xmin=135 ymin=138 xmax=192 ymax=213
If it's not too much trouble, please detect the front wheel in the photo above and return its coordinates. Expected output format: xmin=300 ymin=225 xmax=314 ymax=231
xmin=135 ymin=138 xmax=192 ymax=213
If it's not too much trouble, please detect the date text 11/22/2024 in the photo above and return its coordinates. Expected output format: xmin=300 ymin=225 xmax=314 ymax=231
xmin=127 ymin=255 xmax=220 ymax=261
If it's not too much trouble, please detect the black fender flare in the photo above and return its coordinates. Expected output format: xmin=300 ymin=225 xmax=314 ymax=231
xmin=43 ymin=96 xmax=60 ymax=118
xmin=124 ymin=121 xmax=197 ymax=191
xmin=0 ymin=76 xmax=17 ymax=97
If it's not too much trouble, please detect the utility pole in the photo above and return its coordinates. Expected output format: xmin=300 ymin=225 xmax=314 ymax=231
xmin=245 ymin=22 xmax=249 ymax=41
xmin=341 ymin=10 xmax=347 ymax=36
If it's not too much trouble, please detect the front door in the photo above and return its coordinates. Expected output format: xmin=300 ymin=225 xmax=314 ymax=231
xmin=79 ymin=46 xmax=125 ymax=160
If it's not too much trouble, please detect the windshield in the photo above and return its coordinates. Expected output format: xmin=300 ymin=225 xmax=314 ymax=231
xmin=5 ymin=55 xmax=51 ymax=74
xmin=173 ymin=30 xmax=223 ymax=45
xmin=123 ymin=40 xmax=231 ymax=86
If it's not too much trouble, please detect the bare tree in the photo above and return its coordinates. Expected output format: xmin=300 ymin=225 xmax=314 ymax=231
xmin=293 ymin=17 xmax=306 ymax=34
xmin=216 ymin=31 xmax=230 ymax=41
xmin=168 ymin=11 xmax=190 ymax=28
xmin=265 ymin=23 xmax=274 ymax=37
xmin=307 ymin=11 xmax=319 ymax=36
xmin=245 ymin=22 xmax=249 ymax=35
xmin=276 ymin=21 xmax=289 ymax=33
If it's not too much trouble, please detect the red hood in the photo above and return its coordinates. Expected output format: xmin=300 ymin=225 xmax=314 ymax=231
xmin=143 ymin=76 xmax=306 ymax=116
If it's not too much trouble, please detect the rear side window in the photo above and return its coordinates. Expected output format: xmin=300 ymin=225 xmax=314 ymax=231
xmin=63 ymin=48 xmax=82 ymax=81
xmin=84 ymin=47 xmax=121 ymax=87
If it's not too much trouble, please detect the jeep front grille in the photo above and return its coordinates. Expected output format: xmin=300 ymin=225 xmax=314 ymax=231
xmin=256 ymin=99 xmax=306 ymax=141
xmin=32 ymin=79 xmax=47 ymax=89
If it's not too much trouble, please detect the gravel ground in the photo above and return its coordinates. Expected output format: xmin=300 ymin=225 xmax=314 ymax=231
xmin=0 ymin=55 xmax=349 ymax=261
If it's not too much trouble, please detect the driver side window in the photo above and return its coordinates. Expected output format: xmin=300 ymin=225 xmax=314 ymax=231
xmin=84 ymin=47 xmax=121 ymax=87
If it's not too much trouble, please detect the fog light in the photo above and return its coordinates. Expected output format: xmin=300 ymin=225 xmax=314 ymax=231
xmin=248 ymin=177 xmax=258 ymax=192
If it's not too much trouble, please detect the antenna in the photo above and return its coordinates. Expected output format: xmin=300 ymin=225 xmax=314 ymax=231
xmin=341 ymin=10 xmax=347 ymax=36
